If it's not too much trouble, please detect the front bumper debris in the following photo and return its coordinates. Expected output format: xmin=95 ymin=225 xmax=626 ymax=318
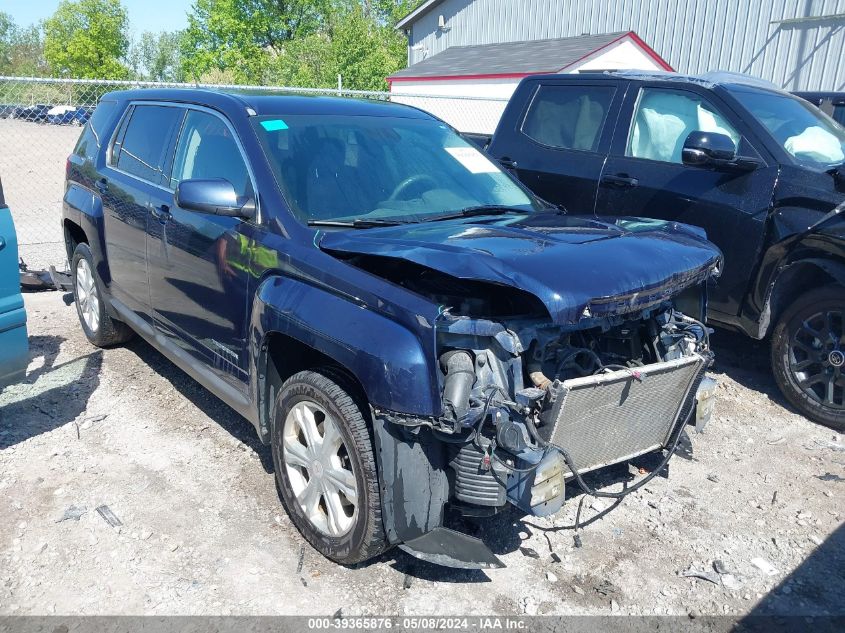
xmin=693 ymin=376 xmax=717 ymax=432
xmin=399 ymin=527 xmax=504 ymax=569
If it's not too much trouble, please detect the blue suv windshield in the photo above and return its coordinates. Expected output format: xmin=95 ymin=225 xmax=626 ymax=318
xmin=251 ymin=114 xmax=539 ymax=224
xmin=733 ymin=89 xmax=845 ymax=169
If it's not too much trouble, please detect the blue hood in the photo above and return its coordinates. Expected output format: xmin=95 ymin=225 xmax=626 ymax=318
xmin=319 ymin=213 xmax=723 ymax=325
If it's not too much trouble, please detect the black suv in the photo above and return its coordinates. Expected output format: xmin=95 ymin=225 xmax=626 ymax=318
xmin=487 ymin=71 xmax=845 ymax=429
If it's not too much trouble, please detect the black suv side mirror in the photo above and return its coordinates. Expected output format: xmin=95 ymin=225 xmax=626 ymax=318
xmin=682 ymin=131 xmax=761 ymax=172
xmin=174 ymin=178 xmax=255 ymax=219
xmin=682 ymin=131 xmax=737 ymax=166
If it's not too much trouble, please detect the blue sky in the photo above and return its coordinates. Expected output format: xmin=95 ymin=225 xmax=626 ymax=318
xmin=3 ymin=0 xmax=193 ymax=35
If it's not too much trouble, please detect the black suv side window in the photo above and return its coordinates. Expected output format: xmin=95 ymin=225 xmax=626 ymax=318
xmin=626 ymin=88 xmax=740 ymax=164
xmin=833 ymin=103 xmax=845 ymax=127
xmin=170 ymin=109 xmax=252 ymax=198
xmin=521 ymin=84 xmax=616 ymax=152
xmin=74 ymin=101 xmax=117 ymax=160
xmin=111 ymin=105 xmax=182 ymax=183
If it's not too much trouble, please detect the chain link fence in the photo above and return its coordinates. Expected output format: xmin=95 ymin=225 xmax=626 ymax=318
xmin=0 ymin=76 xmax=507 ymax=271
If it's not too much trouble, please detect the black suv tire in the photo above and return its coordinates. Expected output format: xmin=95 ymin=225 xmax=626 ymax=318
xmin=272 ymin=368 xmax=387 ymax=565
xmin=71 ymin=243 xmax=134 ymax=348
xmin=771 ymin=285 xmax=845 ymax=431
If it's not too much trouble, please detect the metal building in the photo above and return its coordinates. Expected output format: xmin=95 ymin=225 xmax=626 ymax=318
xmin=396 ymin=0 xmax=845 ymax=91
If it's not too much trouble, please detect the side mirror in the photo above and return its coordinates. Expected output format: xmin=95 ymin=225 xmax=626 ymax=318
xmin=174 ymin=178 xmax=255 ymax=219
xmin=682 ymin=131 xmax=738 ymax=167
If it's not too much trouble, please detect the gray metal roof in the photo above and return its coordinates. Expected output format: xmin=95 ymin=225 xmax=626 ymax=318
xmin=389 ymin=31 xmax=631 ymax=79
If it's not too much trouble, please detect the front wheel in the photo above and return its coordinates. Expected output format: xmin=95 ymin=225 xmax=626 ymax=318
xmin=272 ymin=369 xmax=387 ymax=565
xmin=771 ymin=285 xmax=845 ymax=431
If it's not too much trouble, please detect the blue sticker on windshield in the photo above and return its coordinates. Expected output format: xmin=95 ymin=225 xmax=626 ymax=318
xmin=261 ymin=119 xmax=288 ymax=131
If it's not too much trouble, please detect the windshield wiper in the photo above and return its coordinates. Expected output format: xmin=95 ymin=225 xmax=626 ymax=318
xmin=420 ymin=205 xmax=527 ymax=223
xmin=307 ymin=218 xmax=409 ymax=229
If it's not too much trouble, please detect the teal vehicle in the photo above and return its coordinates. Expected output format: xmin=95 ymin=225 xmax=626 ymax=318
xmin=0 ymin=177 xmax=28 ymax=388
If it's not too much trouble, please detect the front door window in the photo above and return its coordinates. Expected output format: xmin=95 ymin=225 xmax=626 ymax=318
xmin=626 ymin=88 xmax=740 ymax=164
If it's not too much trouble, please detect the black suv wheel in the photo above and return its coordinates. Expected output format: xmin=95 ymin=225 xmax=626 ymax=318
xmin=71 ymin=243 xmax=134 ymax=347
xmin=771 ymin=285 xmax=845 ymax=431
xmin=271 ymin=369 xmax=387 ymax=565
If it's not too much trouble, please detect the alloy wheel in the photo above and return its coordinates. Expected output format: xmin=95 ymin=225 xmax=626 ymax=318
xmin=282 ymin=400 xmax=358 ymax=537
xmin=789 ymin=309 xmax=845 ymax=410
xmin=75 ymin=258 xmax=100 ymax=333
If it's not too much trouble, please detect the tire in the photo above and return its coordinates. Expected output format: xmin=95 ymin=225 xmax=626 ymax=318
xmin=271 ymin=368 xmax=387 ymax=565
xmin=771 ymin=285 xmax=845 ymax=431
xmin=71 ymin=243 xmax=134 ymax=348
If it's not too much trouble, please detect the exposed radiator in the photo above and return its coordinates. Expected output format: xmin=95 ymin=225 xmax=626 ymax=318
xmin=540 ymin=354 xmax=708 ymax=476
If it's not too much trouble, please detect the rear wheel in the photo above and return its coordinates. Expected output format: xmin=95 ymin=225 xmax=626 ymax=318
xmin=271 ymin=369 xmax=387 ymax=565
xmin=71 ymin=243 xmax=133 ymax=348
xmin=771 ymin=285 xmax=845 ymax=431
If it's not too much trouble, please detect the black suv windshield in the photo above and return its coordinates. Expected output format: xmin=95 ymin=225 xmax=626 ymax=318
xmin=251 ymin=114 xmax=539 ymax=224
xmin=733 ymin=89 xmax=845 ymax=169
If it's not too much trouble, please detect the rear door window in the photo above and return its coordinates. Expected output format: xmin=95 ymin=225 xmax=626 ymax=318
xmin=111 ymin=105 xmax=182 ymax=183
xmin=521 ymin=84 xmax=617 ymax=152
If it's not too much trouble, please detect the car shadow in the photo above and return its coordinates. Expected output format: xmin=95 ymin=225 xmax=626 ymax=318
xmin=740 ymin=522 xmax=845 ymax=628
xmin=124 ymin=336 xmax=274 ymax=474
xmin=709 ymin=327 xmax=790 ymax=409
xmin=0 ymin=335 xmax=102 ymax=449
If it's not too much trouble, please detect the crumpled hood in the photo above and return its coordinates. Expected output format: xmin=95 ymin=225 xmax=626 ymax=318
xmin=319 ymin=213 xmax=723 ymax=324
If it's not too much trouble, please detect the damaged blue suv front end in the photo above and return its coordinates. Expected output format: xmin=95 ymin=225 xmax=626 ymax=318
xmin=319 ymin=213 xmax=721 ymax=568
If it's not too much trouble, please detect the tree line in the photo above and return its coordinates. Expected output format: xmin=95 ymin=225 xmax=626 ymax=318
xmin=0 ymin=0 xmax=421 ymax=90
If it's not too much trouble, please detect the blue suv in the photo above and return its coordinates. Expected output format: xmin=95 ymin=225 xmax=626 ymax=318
xmin=63 ymin=89 xmax=722 ymax=568
xmin=0 ymin=177 xmax=28 ymax=388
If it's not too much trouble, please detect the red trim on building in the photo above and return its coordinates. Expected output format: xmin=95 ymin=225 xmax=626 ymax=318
xmin=387 ymin=31 xmax=674 ymax=83
xmin=627 ymin=31 xmax=674 ymax=71
xmin=388 ymin=70 xmax=554 ymax=83
xmin=557 ymin=31 xmax=674 ymax=72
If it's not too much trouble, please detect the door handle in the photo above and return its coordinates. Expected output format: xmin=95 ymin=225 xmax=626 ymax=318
xmin=499 ymin=157 xmax=518 ymax=169
xmin=94 ymin=178 xmax=108 ymax=194
xmin=601 ymin=174 xmax=639 ymax=189
xmin=0 ymin=237 xmax=5 ymax=251
xmin=150 ymin=204 xmax=171 ymax=222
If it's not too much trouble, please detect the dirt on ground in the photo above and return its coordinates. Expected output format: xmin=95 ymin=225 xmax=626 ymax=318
xmin=0 ymin=291 xmax=843 ymax=617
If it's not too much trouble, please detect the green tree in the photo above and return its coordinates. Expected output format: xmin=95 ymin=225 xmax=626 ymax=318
xmin=0 ymin=13 xmax=49 ymax=77
xmin=9 ymin=25 xmax=49 ymax=77
xmin=182 ymin=0 xmax=423 ymax=89
xmin=181 ymin=0 xmax=326 ymax=84
xmin=129 ymin=30 xmax=185 ymax=82
xmin=269 ymin=1 xmax=419 ymax=90
xmin=0 ymin=13 xmax=13 ymax=72
xmin=43 ymin=0 xmax=129 ymax=79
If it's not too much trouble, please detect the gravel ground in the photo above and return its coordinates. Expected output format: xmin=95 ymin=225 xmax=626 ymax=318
xmin=0 ymin=291 xmax=843 ymax=617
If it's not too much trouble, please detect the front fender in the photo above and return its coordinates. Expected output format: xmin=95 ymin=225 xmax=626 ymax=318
xmin=758 ymin=257 xmax=845 ymax=338
xmin=251 ymin=275 xmax=441 ymax=419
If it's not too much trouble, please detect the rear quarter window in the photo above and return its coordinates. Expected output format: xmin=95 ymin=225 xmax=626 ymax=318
xmin=521 ymin=84 xmax=616 ymax=152
xmin=73 ymin=100 xmax=118 ymax=160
